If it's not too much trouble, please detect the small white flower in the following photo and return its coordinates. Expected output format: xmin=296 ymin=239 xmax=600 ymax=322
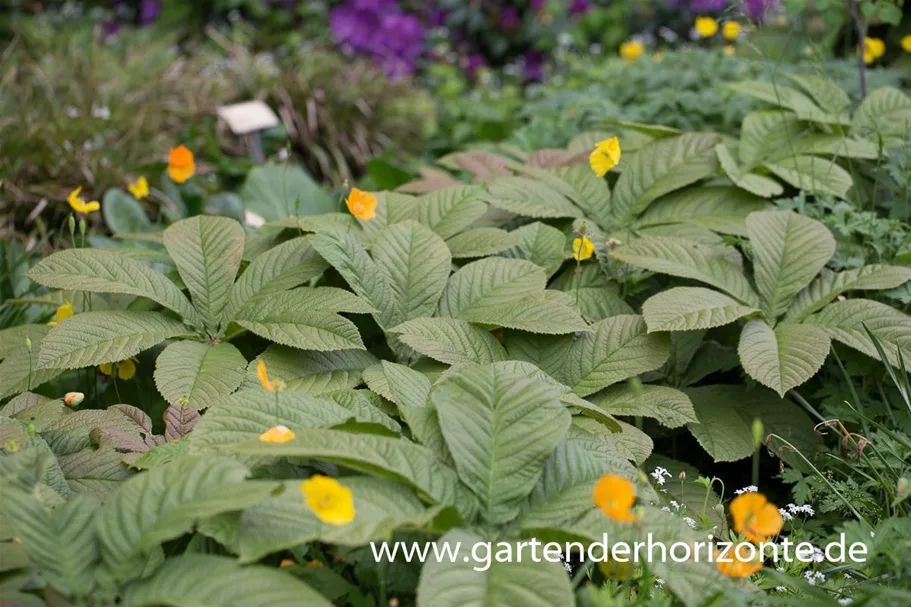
xmin=655 ymin=578 xmax=665 ymax=585
xmin=650 ymin=467 xmax=672 ymax=486
xmin=779 ymin=508 xmax=793 ymax=521
xmin=563 ymin=561 xmax=573 ymax=573
xmin=65 ymin=106 xmax=80 ymax=118
xmin=870 ymin=531 xmax=875 ymax=538
xmin=812 ymin=547 xmax=825 ymax=563
xmin=91 ymin=104 xmax=111 ymax=120
xmin=775 ymin=586 xmax=787 ymax=592
xmin=670 ymin=500 xmax=681 ymax=510
xmin=661 ymin=506 xmax=672 ymax=513
xmin=683 ymin=516 xmax=697 ymax=529
xmin=838 ymin=599 xmax=853 ymax=606
xmin=735 ymin=485 xmax=758 ymax=495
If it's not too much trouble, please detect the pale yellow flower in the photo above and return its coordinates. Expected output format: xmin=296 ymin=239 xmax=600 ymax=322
xmin=66 ymin=187 xmax=99 ymax=214
xmin=100 ymin=357 xmax=137 ymax=380
xmin=572 ymin=237 xmax=595 ymax=261
xmin=128 ymin=176 xmax=149 ymax=200
xmin=48 ymin=299 xmax=74 ymax=326
xmin=259 ymin=425 xmax=296 ymax=443
xmin=589 ymin=137 xmax=621 ymax=177
xmin=301 ymin=475 xmax=355 ymax=526
xmin=695 ymin=17 xmax=719 ymax=38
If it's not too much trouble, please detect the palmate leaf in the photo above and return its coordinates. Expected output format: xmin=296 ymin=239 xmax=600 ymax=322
xmin=746 ymin=210 xmax=835 ymax=320
xmin=203 ymin=478 xmax=438 ymax=563
xmin=636 ymin=187 xmax=772 ymax=236
xmin=391 ymin=317 xmax=508 ymax=366
xmin=563 ymin=315 xmax=671 ymax=397
xmin=715 ymin=143 xmax=784 ymax=198
xmin=642 ymin=287 xmax=760 ymax=332
xmin=738 ymin=319 xmax=831 ymax=397
xmin=685 ymin=384 xmax=821 ymax=462
xmin=446 ymin=227 xmax=517 ymax=258
xmin=1 ymin=487 xmax=98 ymax=598
xmin=26 ymin=249 xmax=200 ymax=327
xmin=785 ymin=265 xmax=911 ymax=323
xmin=190 ymin=388 xmax=355 ymax=451
xmin=153 ymin=341 xmax=247 ymax=409
xmin=96 ymin=457 xmax=277 ymax=584
xmin=589 ymin=384 xmax=697 ymax=429
xmin=765 ymin=155 xmax=853 ymax=199
xmin=224 ymin=236 xmax=328 ymax=321
xmin=482 ymin=176 xmax=583 ymax=219
xmin=233 ymin=291 xmax=366 ymax=351
xmin=610 ymin=133 xmax=720 ymax=220
xmin=805 ymin=299 xmax=911 ymax=367
xmin=37 ymin=311 xmax=191 ymax=370
xmin=501 ymin=222 xmax=568 ymax=278
xmin=244 ymin=347 xmax=377 ymax=394
xmin=611 ymin=236 xmax=760 ymax=307
xmin=123 ymin=554 xmax=333 ymax=607
xmin=416 ymin=529 xmax=574 ymax=607
xmin=431 ymin=365 xmax=571 ymax=525
xmin=219 ymin=430 xmax=465 ymax=511
xmin=163 ymin=216 xmax=245 ymax=335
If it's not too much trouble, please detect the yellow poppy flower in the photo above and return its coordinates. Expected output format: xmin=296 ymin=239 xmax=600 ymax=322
xmin=724 ymin=45 xmax=735 ymax=56
xmin=723 ymin=21 xmax=741 ymax=41
xmin=47 ymin=299 xmax=74 ymax=326
xmin=128 ymin=176 xmax=149 ymax=200
xmin=589 ymin=137 xmax=621 ymax=177
xmin=619 ymin=40 xmax=644 ymax=62
xmin=66 ymin=187 xmax=100 ymax=214
xmin=99 ymin=357 xmax=137 ymax=380
xmin=345 ymin=188 xmax=377 ymax=220
xmin=902 ymin=34 xmax=911 ymax=53
xmin=859 ymin=37 xmax=885 ymax=64
xmin=300 ymin=475 xmax=356 ymax=526
xmin=64 ymin=392 xmax=84 ymax=407
xmin=573 ymin=237 xmax=595 ymax=261
xmin=259 ymin=425 xmax=296 ymax=443
xmin=716 ymin=542 xmax=764 ymax=577
xmin=695 ymin=17 xmax=719 ymax=38
xmin=729 ymin=492 xmax=783 ymax=543
xmin=593 ymin=473 xmax=640 ymax=523
xmin=167 ymin=145 xmax=196 ymax=184
xmin=257 ymin=359 xmax=284 ymax=392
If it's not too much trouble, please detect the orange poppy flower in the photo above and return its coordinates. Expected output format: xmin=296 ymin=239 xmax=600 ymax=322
xmin=345 ymin=188 xmax=377 ymax=220
xmin=716 ymin=542 xmax=764 ymax=577
xmin=167 ymin=145 xmax=196 ymax=183
xmin=593 ymin=473 xmax=640 ymax=523
xmin=256 ymin=359 xmax=284 ymax=392
xmin=729 ymin=492 xmax=783 ymax=543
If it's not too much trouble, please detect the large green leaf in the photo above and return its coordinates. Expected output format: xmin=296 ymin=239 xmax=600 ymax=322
xmin=738 ymin=110 xmax=805 ymax=169
xmin=783 ymin=73 xmax=850 ymax=115
xmin=225 ymin=236 xmax=328 ymax=321
xmin=102 ymin=188 xmax=153 ymax=235
xmin=551 ymin=162 xmax=613 ymax=227
xmin=323 ymin=390 xmax=401 ymax=433
xmin=412 ymin=185 xmax=488 ymax=239
xmin=153 ymin=341 xmax=247 ymax=409
xmin=642 ymin=287 xmax=760 ymax=332
xmin=37 ymin=311 xmax=190 ymax=369
xmin=563 ymin=315 xmax=671 ymax=397
xmin=637 ymin=187 xmax=771 ymax=236
xmin=190 ymin=389 xmax=356 ymax=450
xmin=123 ymin=554 xmax=333 ymax=607
xmin=58 ymin=446 xmax=135 ymax=499
xmin=27 ymin=249 xmax=199 ymax=326
xmin=785 ymin=265 xmax=911 ymax=323
xmin=589 ymin=384 xmax=697 ymax=428
xmin=611 ymin=133 xmax=719 ymax=220
xmin=611 ymin=236 xmax=760 ymax=306
xmin=715 ymin=142 xmax=784 ymax=198
xmin=685 ymin=390 xmax=754 ymax=462
xmin=437 ymin=257 xmax=545 ymax=318
xmin=746 ymin=210 xmax=835 ymax=320
xmin=372 ymin=221 xmax=452 ymax=327
xmin=506 ymin=332 xmax=574 ymax=381
xmin=217 ymin=430 xmax=464 ymax=510
xmin=431 ymin=365 xmax=570 ymax=525
xmin=446 ymin=228 xmax=517 ymax=258
xmin=851 ymin=87 xmax=911 ymax=144
xmin=765 ymin=155 xmax=853 ymax=199
xmin=1 ymin=487 xmax=98 ymax=598
xmin=362 ymin=360 xmax=431 ymax=410
xmin=96 ymin=457 xmax=276 ymax=584
xmin=727 ymin=80 xmax=845 ymax=124
xmin=551 ymin=265 xmax=633 ymax=323
xmin=204 ymin=478 xmax=438 ymax=563
xmin=239 ymin=163 xmax=335 ymax=221
xmin=482 ymin=176 xmax=582 ymax=219
xmin=244 ymin=347 xmax=377 ymax=394
xmin=391 ymin=317 xmax=508 ymax=366
xmin=233 ymin=290 xmax=366 ymax=351
xmin=738 ymin=320 xmax=831 ymax=397
xmin=501 ymin=222 xmax=568 ymax=278
xmin=0 ymin=326 xmax=65 ymax=398
xmin=805 ymin=299 xmax=911 ymax=367
xmin=163 ymin=216 xmax=245 ymax=335
xmin=415 ymin=529 xmax=574 ymax=607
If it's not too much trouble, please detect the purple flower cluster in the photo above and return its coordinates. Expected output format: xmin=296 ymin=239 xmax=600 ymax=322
xmin=330 ymin=0 xmax=426 ymax=79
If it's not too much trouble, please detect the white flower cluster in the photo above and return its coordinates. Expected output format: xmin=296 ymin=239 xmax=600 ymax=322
xmin=782 ymin=503 xmax=815 ymax=518
xmin=804 ymin=570 xmax=826 ymax=585
xmin=650 ymin=467 xmax=672 ymax=486
xmin=734 ymin=485 xmax=758 ymax=495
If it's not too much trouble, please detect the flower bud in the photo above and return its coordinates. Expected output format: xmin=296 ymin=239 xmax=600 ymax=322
xmin=64 ymin=392 xmax=84 ymax=407
xmin=24 ymin=336 xmax=32 ymax=351
xmin=679 ymin=471 xmax=686 ymax=481
xmin=68 ymin=215 xmax=76 ymax=235
xmin=79 ymin=219 xmax=87 ymax=236
xmin=751 ymin=418 xmax=765 ymax=449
